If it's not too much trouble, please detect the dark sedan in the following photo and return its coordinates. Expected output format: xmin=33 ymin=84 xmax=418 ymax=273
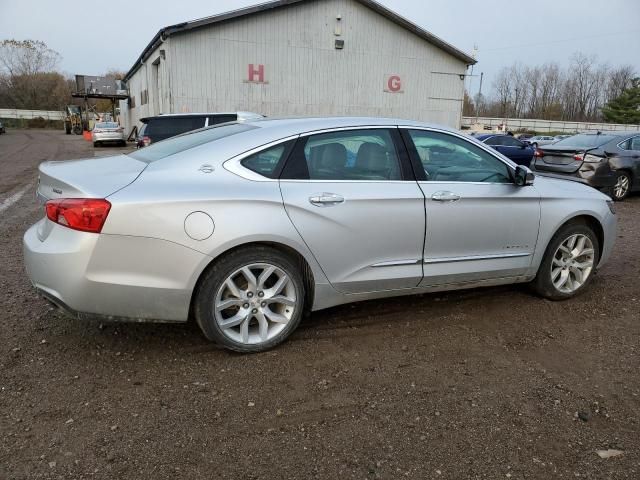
xmin=530 ymin=132 xmax=640 ymax=201
xmin=474 ymin=134 xmax=535 ymax=166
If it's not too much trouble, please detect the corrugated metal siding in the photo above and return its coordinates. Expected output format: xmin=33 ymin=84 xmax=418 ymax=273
xmin=124 ymin=0 xmax=468 ymax=130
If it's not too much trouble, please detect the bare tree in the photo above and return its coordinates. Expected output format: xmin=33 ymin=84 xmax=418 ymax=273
xmin=484 ymin=53 xmax=637 ymax=123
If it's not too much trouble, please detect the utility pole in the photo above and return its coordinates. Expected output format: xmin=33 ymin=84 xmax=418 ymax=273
xmin=475 ymin=72 xmax=483 ymax=124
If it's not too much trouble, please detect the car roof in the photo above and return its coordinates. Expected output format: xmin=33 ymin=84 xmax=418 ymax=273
xmin=474 ymin=133 xmax=509 ymax=140
xmin=239 ymin=116 xmax=460 ymax=137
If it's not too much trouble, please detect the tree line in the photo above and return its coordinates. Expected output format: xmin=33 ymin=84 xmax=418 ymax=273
xmin=0 ymin=39 xmax=124 ymax=112
xmin=464 ymin=52 xmax=638 ymax=124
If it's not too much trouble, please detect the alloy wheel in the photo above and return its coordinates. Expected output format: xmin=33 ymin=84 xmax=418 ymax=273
xmin=214 ymin=263 xmax=297 ymax=345
xmin=613 ymin=174 xmax=630 ymax=200
xmin=550 ymin=234 xmax=595 ymax=294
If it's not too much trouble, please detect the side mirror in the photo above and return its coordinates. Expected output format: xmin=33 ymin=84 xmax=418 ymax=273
xmin=515 ymin=165 xmax=535 ymax=186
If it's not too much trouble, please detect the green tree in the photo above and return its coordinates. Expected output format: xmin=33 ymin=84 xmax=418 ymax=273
xmin=602 ymin=78 xmax=640 ymax=124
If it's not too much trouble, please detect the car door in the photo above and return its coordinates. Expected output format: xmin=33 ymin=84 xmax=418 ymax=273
xmin=279 ymin=127 xmax=425 ymax=294
xmin=500 ymin=136 xmax=533 ymax=166
xmin=401 ymin=128 xmax=541 ymax=286
xmin=615 ymin=135 xmax=640 ymax=189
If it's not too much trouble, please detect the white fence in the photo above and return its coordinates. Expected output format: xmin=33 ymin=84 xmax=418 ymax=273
xmin=0 ymin=108 xmax=65 ymax=120
xmin=462 ymin=116 xmax=640 ymax=134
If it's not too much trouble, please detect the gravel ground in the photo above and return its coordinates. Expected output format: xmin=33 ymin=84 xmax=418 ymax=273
xmin=1 ymin=129 xmax=639 ymax=479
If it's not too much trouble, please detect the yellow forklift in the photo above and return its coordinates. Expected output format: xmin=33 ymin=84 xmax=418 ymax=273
xmin=63 ymin=105 xmax=83 ymax=135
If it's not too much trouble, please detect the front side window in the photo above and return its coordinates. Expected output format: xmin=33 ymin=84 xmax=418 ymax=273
xmin=407 ymin=130 xmax=512 ymax=183
xmin=502 ymin=136 xmax=523 ymax=147
xmin=283 ymin=129 xmax=402 ymax=181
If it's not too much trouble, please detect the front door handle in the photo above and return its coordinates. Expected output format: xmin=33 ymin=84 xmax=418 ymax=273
xmin=309 ymin=193 xmax=345 ymax=206
xmin=432 ymin=191 xmax=460 ymax=202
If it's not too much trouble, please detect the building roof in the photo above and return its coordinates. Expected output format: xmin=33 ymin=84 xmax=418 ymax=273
xmin=124 ymin=0 xmax=476 ymax=81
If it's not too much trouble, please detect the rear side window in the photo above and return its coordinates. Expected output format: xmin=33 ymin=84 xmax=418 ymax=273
xmin=282 ymin=129 xmax=402 ymax=181
xmin=241 ymin=142 xmax=292 ymax=179
xmin=128 ymin=123 xmax=257 ymax=163
xmin=146 ymin=116 xmax=206 ymax=136
xmin=552 ymin=134 xmax=618 ymax=149
xmin=621 ymin=136 xmax=640 ymax=151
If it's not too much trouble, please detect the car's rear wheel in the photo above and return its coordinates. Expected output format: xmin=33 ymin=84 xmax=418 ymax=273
xmin=194 ymin=246 xmax=305 ymax=352
xmin=533 ymin=223 xmax=599 ymax=300
xmin=612 ymin=171 xmax=631 ymax=201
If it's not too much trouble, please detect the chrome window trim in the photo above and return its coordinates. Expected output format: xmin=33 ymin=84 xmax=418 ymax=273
xmin=424 ymin=252 xmax=530 ymax=264
xmin=223 ymin=135 xmax=299 ymax=182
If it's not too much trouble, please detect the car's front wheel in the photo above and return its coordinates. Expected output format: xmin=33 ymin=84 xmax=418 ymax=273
xmin=533 ymin=223 xmax=599 ymax=300
xmin=612 ymin=171 xmax=631 ymax=201
xmin=194 ymin=246 xmax=305 ymax=352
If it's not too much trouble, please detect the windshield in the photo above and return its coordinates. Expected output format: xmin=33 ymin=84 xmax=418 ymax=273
xmin=552 ymin=134 xmax=617 ymax=149
xmin=96 ymin=122 xmax=119 ymax=129
xmin=128 ymin=122 xmax=257 ymax=163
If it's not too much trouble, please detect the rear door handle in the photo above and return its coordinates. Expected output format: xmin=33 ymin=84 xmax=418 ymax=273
xmin=309 ymin=193 xmax=345 ymax=206
xmin=432 ymin=191 xmax=460 ymax=202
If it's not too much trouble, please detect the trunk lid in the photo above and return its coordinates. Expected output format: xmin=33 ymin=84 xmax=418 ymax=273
xmin=533 ymin=146 xmax=586 ymax=174
xmin=37 ymin=154 xmax=147 ymax=201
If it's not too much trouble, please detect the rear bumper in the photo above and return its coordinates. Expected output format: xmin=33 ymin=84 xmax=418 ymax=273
xmin=531 ymin=161 xmax=616 ymax=190
xmin=23 ymin=219 xmax=211 ymax=322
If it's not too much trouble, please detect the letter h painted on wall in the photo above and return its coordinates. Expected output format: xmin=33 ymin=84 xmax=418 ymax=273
xmin=247 ymin=64 xmax=267 ymax=84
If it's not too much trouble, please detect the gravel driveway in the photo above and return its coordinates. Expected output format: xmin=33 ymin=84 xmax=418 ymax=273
xmin=1 ymin=129 xmax=639 ymax=479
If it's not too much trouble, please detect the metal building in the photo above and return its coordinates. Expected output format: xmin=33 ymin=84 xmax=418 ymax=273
xmin=121 ymin=0 xmax=476 ymax=133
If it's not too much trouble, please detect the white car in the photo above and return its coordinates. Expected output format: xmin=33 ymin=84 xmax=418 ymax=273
xmin=527 ymin=135 xmax=557 ymax=147
xmin=92 ymin=122 xmax=126 ymax=147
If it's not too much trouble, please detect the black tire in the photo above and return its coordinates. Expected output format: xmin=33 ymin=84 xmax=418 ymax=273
xmin=93 ymin=141 xmax=99 ymax=147
xmin=611 ymin=171 xmax=631 ymax=202
xmin=194 ymin=246 xmax=305 ymax=353
xmin=532 ymin=223 xmax=599 ymax=301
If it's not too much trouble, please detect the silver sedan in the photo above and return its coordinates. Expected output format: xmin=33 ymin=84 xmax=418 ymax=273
xmin=91 ymin=122 xmax=126 ymax=147
xmin=24 ymin=117 xmax=616 ymax=352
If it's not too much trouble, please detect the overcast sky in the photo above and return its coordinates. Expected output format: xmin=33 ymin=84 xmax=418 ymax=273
xmin=1 ymin=0 xmax=639 ymax=95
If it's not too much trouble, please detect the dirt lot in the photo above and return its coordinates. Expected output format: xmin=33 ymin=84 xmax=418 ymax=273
xmin=1 ymin=129 xmax=639 ymax=479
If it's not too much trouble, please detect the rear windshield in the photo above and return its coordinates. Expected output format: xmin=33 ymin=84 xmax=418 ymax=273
xmin=96 ymin=122 xmax=119 ymax=128
xmin=552 ymin=134 xmax=618 ymax=149
xmin=128 ymin=123 xmax=257 ymax=163
xmin=145 ymin=116 xmax=206 ymax=136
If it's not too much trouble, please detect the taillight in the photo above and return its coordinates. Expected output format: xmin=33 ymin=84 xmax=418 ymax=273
xmin=534 ymin=148 xmax=544 ymax=158
xmin=45 ymin=198 xmax=111 ymax=233
xmin=117 ymin=127 xmax=124 ymax=132
xmin=142 ymin=136 xmax=151 ymax=146
xmin=93 ymin=129 xmax=103 ymax=133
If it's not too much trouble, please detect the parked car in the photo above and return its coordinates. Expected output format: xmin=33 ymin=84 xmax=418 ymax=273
xmin=517 ymin=133 xmax=534 ymax=142
xmin=24 ymin=117 xmax=616 ymax=352
xmin=0 ymin=121 xmax=5 ymax=134
xmin=474 ymin=133 xmax=535 ymax=165
xmin=136 ymin=111 xmax=264 ymax=148
xmin=528 ymin=135 xmax=557 ymax=147
xmin=531 ymin=131 xmax=640 ymax=201
xmin=91 ymin=122 xmax=126 ymax=147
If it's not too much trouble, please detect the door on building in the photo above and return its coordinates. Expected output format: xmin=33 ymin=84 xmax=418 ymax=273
xmin=400 ymin=128 xmax=541 ymax=286
xmin=279 ymin=127 xmax=425 ymax=294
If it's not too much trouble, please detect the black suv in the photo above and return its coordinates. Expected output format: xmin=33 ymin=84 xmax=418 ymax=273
xmin=136 ymin=112 xmax=263 ymax=148
xmin=531 ymin=132 xmax=640 ymax=201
